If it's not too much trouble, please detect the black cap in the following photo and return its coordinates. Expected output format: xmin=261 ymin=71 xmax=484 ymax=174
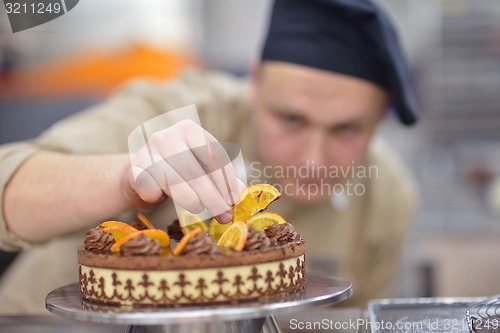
xmin=261 ymin=0 xmax=418 ymax=126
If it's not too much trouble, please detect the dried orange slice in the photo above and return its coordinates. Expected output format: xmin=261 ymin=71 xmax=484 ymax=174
xmin=173 ymin=227 xmax=203 ymax=255
xmin=100 ymin=225 xmax=138 ymax=242
xmin=135 ymin=212 xmax=155 ymax=229
xmin=110 ymin=230 xmax=142 ymax=252
xmin=208 ymin=218 xmax=232 ymax=242
xmin=232 ymin=184 xmax=281 ymax=223
xmin=246 ymin=212 xmax=287 ymax=231
xmin=99 ymin=221 xmax=138 ymax=231
xmin=179 ymin=210 xmax=208 ymax=235
xmin=141 ymin=229 xmax=170 ymax=247
xmin=110 ymin=229 xmax=170 ymax=252
xmin=217 ymin=222 xmax=248 ymax=251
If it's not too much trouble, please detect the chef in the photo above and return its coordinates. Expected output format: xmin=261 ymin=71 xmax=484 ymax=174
xmin=0 ymin=0 xmax=418 ymax=314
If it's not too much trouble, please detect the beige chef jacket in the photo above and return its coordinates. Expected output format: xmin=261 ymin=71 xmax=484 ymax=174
xmin=0 ymin=69 xmax=417 ymax=314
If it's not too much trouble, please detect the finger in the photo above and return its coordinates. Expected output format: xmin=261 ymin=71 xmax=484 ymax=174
xmin=142 ymin=122 xmax=234 ymax=220
xmin=133 ymin=147 xmax=205 ymax=214
xmin=204 ymin=141 xmax=241 ymax=206
xmin=129 ymin=142 xmax=164 ymax=204
xmin=162 ymin=166 xmax=205 ymax=214
xmin=205 ymin=165 xmax=240 ymax=206
xmin=165 ymin=159 xmax=233 ymax=222
xmin=151 ymin=128 xmax=233 ymax=219
xmin=222 ymin=161 xmax=241 ymax=205
xmin=130 ymin=139 xmax=157 ymax=181
xmin=187 ymin=133 xmax=240 ymax=206
xmin=138 ymin=147 xmax=205 ymax=214
xmin=192 ymin=142 xmax=237 ymax=206
xmin=165 ymin=150 xmax=231 ymax=221
xmin=131 ymin=166 xmax=164 ymax=204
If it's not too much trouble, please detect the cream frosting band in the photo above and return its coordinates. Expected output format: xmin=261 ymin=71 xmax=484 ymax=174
xmin=80 ymin=254 xmax=305 ymax=306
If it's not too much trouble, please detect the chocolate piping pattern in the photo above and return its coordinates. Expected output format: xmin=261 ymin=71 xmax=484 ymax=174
xmin=79 ymin=255 xmax=305 ymax=306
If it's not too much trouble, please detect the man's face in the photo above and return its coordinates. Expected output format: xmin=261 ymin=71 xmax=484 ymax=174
xmin=251 ymin=61 xmax=389 ymax=203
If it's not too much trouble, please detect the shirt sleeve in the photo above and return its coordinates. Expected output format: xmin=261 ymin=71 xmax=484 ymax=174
xmin=0 ymin=143 xmax=39 ymax=251
xmin=0 ymin=69 xmax=249 ymax=251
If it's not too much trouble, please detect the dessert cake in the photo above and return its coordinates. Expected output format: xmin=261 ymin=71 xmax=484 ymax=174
xmin=78 ymin=184 xmax=306 ymax=307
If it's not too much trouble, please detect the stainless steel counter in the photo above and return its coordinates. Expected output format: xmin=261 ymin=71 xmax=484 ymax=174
xmin=0 ymin=308 xmax=362 ymax=333
xmin=0 ymin=315 xmax=125 ymax=333
xmin=0 ymin=297 xmax=487 ymax=333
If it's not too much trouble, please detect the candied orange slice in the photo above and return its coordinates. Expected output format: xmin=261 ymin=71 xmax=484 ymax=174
xmin=110 ymin=229 xmax=170 ymax=252
xmin=217 ymin=222 xmax=248 ymax=251
xmin=100 ymin=225 xmax=138 ymax=242
xmin=99 ymin=221 xmax=138 ymax=231
xmin=135 ymin=212 xmax=155 ymax=229
xmin=110 ymin=230 xmax=142 ymax=252
xmin=141 ymin=229 xmax=170 ymax=247
xmin=232 ymin=184 xmax=281 ymax=223
xmin=179 ymin=210 xmax=208 ymax=235
xmin=208 ymin=218 xmax=232 ymax=242
xmin=173 ymin=227 xmax=203 ymax=255
xmin=246 ymin=212 xmax=287 ymax=231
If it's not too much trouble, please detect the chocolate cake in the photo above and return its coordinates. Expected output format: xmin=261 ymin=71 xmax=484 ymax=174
xmin=78 ymin=220 xmax=305 ymax=307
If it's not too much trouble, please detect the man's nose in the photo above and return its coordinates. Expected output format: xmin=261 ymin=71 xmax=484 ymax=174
xmin=303 ymin=130 xmax=326 ymax=165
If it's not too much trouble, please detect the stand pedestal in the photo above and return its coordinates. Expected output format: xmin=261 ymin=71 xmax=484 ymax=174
xmin=122 ymin=318 xmax=269 ymax=333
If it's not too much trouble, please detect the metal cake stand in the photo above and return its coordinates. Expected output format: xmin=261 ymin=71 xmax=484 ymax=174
xmin=45 ymin=273 xmax=352 ymax=333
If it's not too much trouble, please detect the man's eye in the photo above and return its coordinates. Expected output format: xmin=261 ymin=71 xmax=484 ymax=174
xmin=284 ymin=115 xmax=303 ymax=127
xmin=332 ymin=123 xmax=359 ymax=136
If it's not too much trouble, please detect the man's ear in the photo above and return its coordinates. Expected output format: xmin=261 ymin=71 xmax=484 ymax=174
xmin=249 ymin=59 xmax=261 ymax=108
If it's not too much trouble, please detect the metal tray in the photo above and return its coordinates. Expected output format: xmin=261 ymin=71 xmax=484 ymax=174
xmin=368 ymin=297 xmax=487 ymax=333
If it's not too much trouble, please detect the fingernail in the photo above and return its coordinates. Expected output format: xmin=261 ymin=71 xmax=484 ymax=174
xmin=190 ymin=204 xmax=205 ymax=214
xmin=132 ymin=166 xmax=144 ymax=181
xmin=216 ymin=210 xmax=233 ymax=224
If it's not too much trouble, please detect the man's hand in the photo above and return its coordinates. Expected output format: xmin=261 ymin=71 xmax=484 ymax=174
xmin=123 ymin=119 xmax=240 ymax=224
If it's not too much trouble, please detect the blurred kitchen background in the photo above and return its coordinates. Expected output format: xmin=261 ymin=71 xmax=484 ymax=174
xmin=1 ymin=0 xmax=500 ymax=300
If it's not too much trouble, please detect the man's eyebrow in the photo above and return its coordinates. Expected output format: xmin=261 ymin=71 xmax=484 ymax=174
xmin=327 ymin=115 xmax=377 ymax=130
xmin=267 ymin=101 xmax=378 ymax=129
xmin=267 ymin=102 xmax=304 ymax=116
xmin=328 ymin=120 xmax=360 ymax=131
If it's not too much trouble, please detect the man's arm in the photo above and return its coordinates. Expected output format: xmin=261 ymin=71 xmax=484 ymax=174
xmin=0 ymin=69 xmax=248 ymax=249
xmin=4 ymin=152 xmax=134 ymax=243
xmin=4 ymin=120 xmax=240 ymax=244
